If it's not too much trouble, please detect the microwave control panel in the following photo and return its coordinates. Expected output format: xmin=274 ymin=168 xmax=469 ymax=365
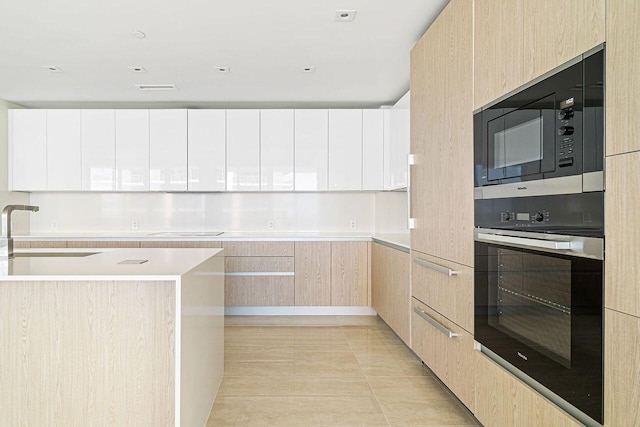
xmin=557 ymin=97 xmax=575 ymax=168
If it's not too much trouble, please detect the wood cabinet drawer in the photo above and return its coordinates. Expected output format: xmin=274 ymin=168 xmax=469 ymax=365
xmin=225 ymin=276 xmax=294 ymax=306
xmin=222 ymin=241 xmax=294 ymax=256
xmin=411 ymin=298 xmax=475 ymax=410
xmin=66 ymin=241 xmax=140 ymax=248
xmin=411 ymin=250 xmax=473 ymax=333
xmin=474 ymin=351 xmax=580 ymax=426
xmin=16 ymin=241 xmax=67 ymax=249
xmin=225 ymin=256 xmax=293 ymax=272
xmin=139 ymin=241 xmax=221 ymax=248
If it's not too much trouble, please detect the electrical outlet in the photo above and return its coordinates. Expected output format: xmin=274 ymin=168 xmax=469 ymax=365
xmin=267 ymin=220 xmax=274 ymax=230
xmin=350 ymin=219 xmax=357 ymax=230
xmin=51 ymin=220 xmax=57 ymax=230
xmin=131 ymin=220 xmax=139 ymax=230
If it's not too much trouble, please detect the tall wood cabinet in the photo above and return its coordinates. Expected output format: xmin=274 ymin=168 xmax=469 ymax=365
xmin=474 ymin=0 xmax=605 ymax=110
xmin=604 ymin=0 xmax=640 ymax=425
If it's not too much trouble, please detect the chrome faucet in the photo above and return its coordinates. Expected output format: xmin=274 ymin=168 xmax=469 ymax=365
xmin=0 ymin=205 xmax=39 ymax=259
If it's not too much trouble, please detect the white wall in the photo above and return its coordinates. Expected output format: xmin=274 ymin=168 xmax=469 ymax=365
xmin=375 ymin=191 xmax=408 ymax=233
xmin=0 ymin=99 xmax=31 ymax=233
xmin=29 ymin=192 xmax=378 ymax=234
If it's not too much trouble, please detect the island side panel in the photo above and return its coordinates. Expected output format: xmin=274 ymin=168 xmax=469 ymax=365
xmin=180 ymin=252 xmax=225 ymax=427
xmin=0 ymin=280 xmax=176 ymax=427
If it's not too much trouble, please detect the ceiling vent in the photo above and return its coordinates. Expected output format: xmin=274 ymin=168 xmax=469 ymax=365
xmin=215 ymin=66 xmax=230 ymax=73
xmin=42 ymin=65 xmax=63 ymax=73
xmin=335 ymin=10 xmax=356 ymax=22
xmin=301 ymin=66 xmax=316 ymax=73
xmin=135 ymin=84 xmax=177 ymax=91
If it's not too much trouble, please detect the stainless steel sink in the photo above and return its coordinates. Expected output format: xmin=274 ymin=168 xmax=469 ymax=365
xmin=147 ymin=231 xmax=224 ymax=237
xmin=13 ymin=252 xmax=98 ymax=258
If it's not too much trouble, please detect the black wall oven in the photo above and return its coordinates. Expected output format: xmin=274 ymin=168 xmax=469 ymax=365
xmin=474 ymin=192 xmax=604 ymax=426
xmin=474 ymin=46 xmax=604 ymax=199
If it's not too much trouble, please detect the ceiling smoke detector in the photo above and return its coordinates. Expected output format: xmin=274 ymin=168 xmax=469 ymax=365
xmin=301 ymin=66 xmax=316 ymax=73
xmin=334 ymin=10 xmax=356 ymax=22
xmin=215 ymin=66 xmax=230 ymax=73
xmin=41 ymin=65 xmax=63 ymax=73
xmin=128 ymin=66 xmax=147 ymax=73
xmin=131 ymin=30 xmax=146 ymax=38
xmin=135 ymin=84 xmax=177 ymax=91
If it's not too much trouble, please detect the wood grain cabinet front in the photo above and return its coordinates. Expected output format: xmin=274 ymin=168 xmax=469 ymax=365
xmin=474 ymin=351 xmax=581 ymax=427
xmin=371 ymin=242 xmax=410 ymax=344
xmin=411 ymin=298 xmax=475 ymax=411
xmin=223 ymin=241 xmax=295 ymax=307
xmin=294 ymin=241 xmax=331 ymax=306
xmin=411 ymin=249 xmax=473 ymax=334
xmin=331 ymin=241 xmax=369 ymax=306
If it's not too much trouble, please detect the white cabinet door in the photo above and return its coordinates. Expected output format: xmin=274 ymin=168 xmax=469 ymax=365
xmin=328 ymin=109 xmax=363 ymax=190
xmin=383 ymin=109 xmax=393 ymax=190
xmin=46 ymin=110 xmax=82 ymax=191
xmin=81 ymin=110 xmax=116 ymax=191
xmin=260 ymin=109 xmax=294 ymax=191
xmin=115 ymin=110 xmax=149 ymax=191
xmin=226 ymin=110 xmax=260 ymax=191
xmin=187 ymin=109 xmax=226 ymax=192
xmin=295 ymin=109 xmax=328 ymax=191
xmin=362 ymin=109 xmax=384 ymax=191
xmin=390 ymin=92 xmax=410 ymax=189
xmin=9 ymin=109 xmax=47 ymax=191
xmin=149 ymin=109 xmax=187 ymax=191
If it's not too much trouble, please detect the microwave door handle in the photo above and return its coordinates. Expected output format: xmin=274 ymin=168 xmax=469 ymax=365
xmin=476 ymin=233 xmax=572 ymax=250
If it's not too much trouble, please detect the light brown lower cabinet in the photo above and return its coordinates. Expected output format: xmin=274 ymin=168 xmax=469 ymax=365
xmin=411 ymin=249 xmax=474 ymax=333
xmin=411 ymin=298 xmax=475 ymax=410
xmin=605 ymin=308 xmax=640 ymax=426
xmin=474 ymin=352 xmax=581 ymax=427
xmin=371 ymin=242 xmax=410 ymax=344
xmin=331 ymin=241 xmax=369 ymax=306
xmin=294 ymin=241 xmax=331 ymax=306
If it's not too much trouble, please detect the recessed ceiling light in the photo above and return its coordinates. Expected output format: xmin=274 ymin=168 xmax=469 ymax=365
xmin=335 ymin=10 xmax=356 ymax=22
xmin=301 ymin=66 xmax=316 ymax=73
xmin=41 ymin=65 xmax=63 ymax=73
xmin=135 ymin=84 xmax=177 ymax=91
xmin=215 ymin=66 xmax=230 ymax=73
xmin=131 ymin=30 xmax=146 ymax=38
xmin=128 ymin=66 xmax=147 ymax=73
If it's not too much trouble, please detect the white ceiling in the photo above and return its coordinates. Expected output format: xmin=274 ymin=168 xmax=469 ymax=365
xmin=0 ymin=0 xmax=448 ymax=108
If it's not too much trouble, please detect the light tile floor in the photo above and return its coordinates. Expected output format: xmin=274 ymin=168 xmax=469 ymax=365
xmin=207 ymin=315 xmax=479 ymax=427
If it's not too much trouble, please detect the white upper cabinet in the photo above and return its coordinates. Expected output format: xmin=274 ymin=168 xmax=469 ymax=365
xmin=115 ymin=110 xmax=149 ymax=191
xmin=9 ymin=109 xmax=47 ymax=191
xmin=385 ymin=91 xmax=410 ymax=190
xmin=226 ymin=109 xmax=260 ymax=191
xmin=149 ymin=109 xmax=187 ymax=191
xmin=260 ymin=109 xmax=294 ymax=191
xmin=187 ymin=109 xmax=226 ymax=192
xmin=328 ymin=109 xmax=363 ymax=191
xmin=81 ymin=110 xmax=116 ymax=191
xmin=46 ymin=110 xmax=82 ymax=191
xmin=362 ymin=109 xmax=384 ymax=191
xmin=295 ymin=109 xmax=328 ymax=191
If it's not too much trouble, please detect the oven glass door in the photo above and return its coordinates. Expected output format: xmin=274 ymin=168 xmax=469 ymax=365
xmin=475 ymin=240 xmax=603 ymax=423
xmin=486 ymin=94 xmax=557 ymax=181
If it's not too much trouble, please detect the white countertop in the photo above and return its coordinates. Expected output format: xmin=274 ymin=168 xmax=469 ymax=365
xmin=13 ymin=231 xmax=411 ymax=249
xmin=0 ymin=247 xmax=223 ymax=280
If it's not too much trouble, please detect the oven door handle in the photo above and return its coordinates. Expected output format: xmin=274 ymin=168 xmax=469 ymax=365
xmin=413 ymin=257 xmax=458 ymax=276
xmin=413 ymin=307 xmax=458 ymax=338
xmin=476 ymin=232 xmax=572 ymax=250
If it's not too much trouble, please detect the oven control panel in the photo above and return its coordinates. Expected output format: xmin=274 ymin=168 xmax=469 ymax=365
xmin=501 ymin=210 xmax=549 ymax=224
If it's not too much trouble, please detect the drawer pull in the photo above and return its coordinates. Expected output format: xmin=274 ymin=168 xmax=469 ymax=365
xmin=224 ymin=272 xmax=294 ymax=277
xmin=413 ymin=306 xmax=458 ymax=339
xmin=413 ymin=257 xmax=458 ymax=276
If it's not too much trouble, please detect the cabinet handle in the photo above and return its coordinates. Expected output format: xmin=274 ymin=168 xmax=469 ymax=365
xmin=413 ymin=257 xmax=458 ymax=276
xmin=413 ymin=306 xmax=458 ymax=339
xmin=224 ymin=272 xmax=294 ymax=277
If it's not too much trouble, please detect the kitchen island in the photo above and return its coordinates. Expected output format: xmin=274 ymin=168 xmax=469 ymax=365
xmin=0 ymin=247 xmax=224 ymax=427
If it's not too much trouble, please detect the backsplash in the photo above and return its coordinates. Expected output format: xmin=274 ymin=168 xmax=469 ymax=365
xmin=27 ymin=192 xmax=407 ymax=234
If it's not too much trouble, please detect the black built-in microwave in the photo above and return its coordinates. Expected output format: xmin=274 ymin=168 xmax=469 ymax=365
xmin=474 ymin=47 xmax=603 ymax=195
